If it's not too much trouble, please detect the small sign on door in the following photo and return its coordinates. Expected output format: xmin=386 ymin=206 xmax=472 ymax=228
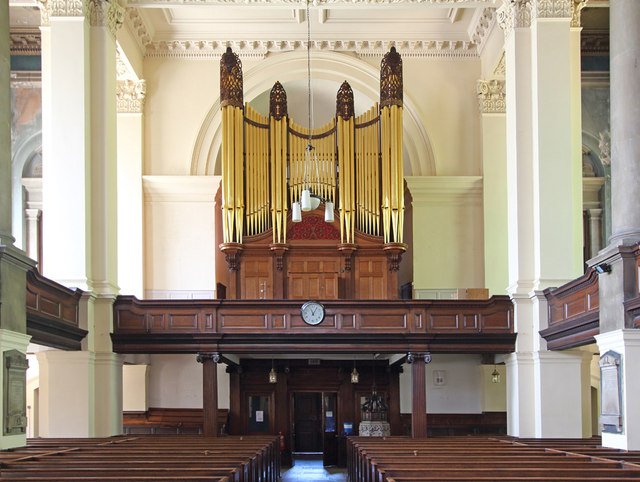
xmin=256 ymin=410 xmax=264 ymax=422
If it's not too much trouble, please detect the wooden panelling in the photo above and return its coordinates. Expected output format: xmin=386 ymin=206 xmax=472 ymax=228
xmin=220 ymin=314 xmax=268 ymax=329
xmin=359 ymin=313 xmax=406 ymax=329
xmin=25 ymin=268 xmax=87 ymax=350
xmin=287 ymin=273 xmax=338 ymax=300
xmin=541 ymin=269 xmax=599 ymax=350
xmin=429 ymin=314 xmax=459 ymax=330
xmin=112 ymin=296 xmax=516 ymax=354
xmin=355 ymin=258 xmax=386 ymax=299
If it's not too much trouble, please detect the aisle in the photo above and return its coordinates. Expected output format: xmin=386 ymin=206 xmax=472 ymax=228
xmin=281 ymin=454 xmax=347 ymax=482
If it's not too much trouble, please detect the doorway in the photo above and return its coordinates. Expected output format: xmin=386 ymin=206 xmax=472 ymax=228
xmin=292 ymin=392 xmax=338 ymax=466
xmin=293 ymin=392 xmax=322 ymax=453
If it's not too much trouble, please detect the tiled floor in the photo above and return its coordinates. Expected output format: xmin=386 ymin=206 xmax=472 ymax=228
xmin=281 ymin=454 xmax=348 ymax=482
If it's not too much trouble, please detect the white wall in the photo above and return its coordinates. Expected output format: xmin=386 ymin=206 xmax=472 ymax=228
xmin=147 ymin=354 xmax=229 ymax=409
xmin=143 ymin=176 xmax=219 ymax=296
xmin=400 ymin=354 xmax=491 ymax=414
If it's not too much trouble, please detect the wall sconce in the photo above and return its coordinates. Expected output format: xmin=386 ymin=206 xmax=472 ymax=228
xmin=491 ymin=365 xmax=501 ymax=384
xmin=351 ymin=361 xmax=359 ymax=384
xmin=595 ymin=263 xmax=611 ymax=274
xmin=433 ymin=370 xmax=446 ymax=386
xmin=269 ymin=360 xmax=277 ymax=384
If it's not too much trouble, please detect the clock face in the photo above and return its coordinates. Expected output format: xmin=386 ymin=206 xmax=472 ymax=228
xmin=301 ymin=301 xmax=325 ymax=326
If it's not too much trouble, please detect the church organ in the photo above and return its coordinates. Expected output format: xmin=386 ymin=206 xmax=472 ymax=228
xmin=217 ymin=47 xmax=408 ymax=300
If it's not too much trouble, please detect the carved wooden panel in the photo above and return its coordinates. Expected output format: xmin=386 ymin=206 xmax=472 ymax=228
xmin=355 ymin=258 xmax=386 ymax=299
xmin=242 ymin=258 xmax=272 ymax=299
xmin=288 ymin=273 xmax=338 ymax=299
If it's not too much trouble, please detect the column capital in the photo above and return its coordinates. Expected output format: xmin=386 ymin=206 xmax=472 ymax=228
xmin=497 ymin=0 xmax=533 ymax=38
xmin=196 ymin=352 xmax=221 ymax=364
xmin=87 ymin=0 xmax=125 ymax=37
xmin=117 ymin=80 xmax=146 ymax=114
xmin=477 ymin=79 xmax=506 ymax=114
xmin=38 ymin=0 xmax=125 ymax=36
xmin=407 ymin=352 xmax=431 ymax=364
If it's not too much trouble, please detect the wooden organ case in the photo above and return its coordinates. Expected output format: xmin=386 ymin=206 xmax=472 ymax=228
xmin=216 ymin=47 xmax=407 ymax=300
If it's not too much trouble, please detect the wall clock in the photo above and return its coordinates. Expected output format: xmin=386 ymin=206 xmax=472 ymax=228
xmin=300 ymin=301 xmax=325 ymax=326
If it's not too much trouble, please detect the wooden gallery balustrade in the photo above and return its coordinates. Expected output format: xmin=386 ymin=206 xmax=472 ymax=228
xmin=111 ymin=297 xmax=515 ymax=354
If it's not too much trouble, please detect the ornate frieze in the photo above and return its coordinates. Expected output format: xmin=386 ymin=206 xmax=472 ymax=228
xmin=471 ymin=8 xmax=497 ymax=54
xmin=38 ymin=0 xmax=85 ymax=25
xmin=535 ymin=0 xmax=571 ymax=19
xmin=581 ymin=30 xmax=609 ymax=56
xmin=9 ymin=29 xmax=41 ymax=55
xmin=477 ymin=79 xmax=506 ymax=114
xmin=116 ymin=79 xmax=147 ymax=114
xmin=144 ymin=39 xmax=478 ymax=60
xmin=126 ymin=0 xmax=500 ymax=5
xmin=498 ymin=0 xmax=586 ymax=35
xmin=125 ymin=7 xmax=152 ymax=53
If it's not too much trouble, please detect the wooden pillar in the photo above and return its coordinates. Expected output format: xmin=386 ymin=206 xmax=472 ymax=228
xmin=228 ymin=366 xmax=241 ymax=434
xmin=197 ymin=353 xmax=220 ymax=437
xmin=408 ymin=352 xmax=430 ymax=438
xmin=388 ymin=365 xmax=402 ymax=435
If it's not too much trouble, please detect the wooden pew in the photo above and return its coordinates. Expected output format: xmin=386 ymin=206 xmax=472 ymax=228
xmin=1 ymin=435 xmax=279 ymax=482
xmin=347 ymin=436 xmax=640 ymax=482
xmin=123 ymin=408 xmax=229 ymax=435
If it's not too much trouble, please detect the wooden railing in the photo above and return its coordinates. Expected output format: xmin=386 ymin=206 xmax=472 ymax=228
xmin=112 ymin=296 xmax=515 ymax=354
xmin=26 ymin=268 xmax=87 ymax=350
xmin=540 ymin=269 xmax=599 ymax=350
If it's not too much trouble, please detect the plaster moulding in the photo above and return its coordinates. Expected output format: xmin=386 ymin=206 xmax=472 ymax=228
xmin=116 ymin=79 xmax=147 ymax=114
xmin=9 ymin=28 xmax=41 ymax=56
xmin=405 ymin=176 xmax=483 ymax=206
xmin=477 ymin=79 xmax=505 ymax=114
xmin=142 ymin=175 xmax=222 ymax=203
xmin=126 ymin=0 xmax=501 ymax=5
xmin=144 ymin=38 xmax=480 ymax=60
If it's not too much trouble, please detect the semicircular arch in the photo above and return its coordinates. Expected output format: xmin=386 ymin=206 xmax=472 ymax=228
xmin=191 ymin=50 xmax=435 ymax=177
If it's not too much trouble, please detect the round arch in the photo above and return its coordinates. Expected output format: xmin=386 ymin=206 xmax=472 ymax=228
xmin=191 ymin=50 xmax=435 ymax=176
xmin=11 ymin=131 xmax=42 ymax=249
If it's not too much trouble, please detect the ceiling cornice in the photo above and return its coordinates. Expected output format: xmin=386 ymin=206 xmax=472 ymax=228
xmin=126 ymin=0 xmax=498 ymax=6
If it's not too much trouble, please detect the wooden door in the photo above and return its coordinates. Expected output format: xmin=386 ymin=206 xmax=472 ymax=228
xmin=322 ymin=392 xmax=338 ymax=466
xmin=293 ymin=392 xmax=322 ymax=452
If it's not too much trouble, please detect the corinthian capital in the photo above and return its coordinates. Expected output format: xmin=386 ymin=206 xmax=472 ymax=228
xmin=570 ymin=0 xmax=588 ymax=27
xmin=477 ymin=79 xmax=506 ymax=114
xmin=116 ymin=79 xmax=146 ymax=114
xmin=87 ymin=0 xmax=125 ymax=37
xmin=497 ymin=0 xmax=533 ymax=38
xmin=38 ymin=0 xmax=86 ymax=26
xmin=534 ymin=0 xmax=572 ymax=19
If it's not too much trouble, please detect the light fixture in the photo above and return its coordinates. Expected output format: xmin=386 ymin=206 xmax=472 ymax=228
xmin=491 ymin=365 xmax=501 ymax=384
xmin=291 ymin=0 xmax=334 ymax=225
xmin=351 ymin=361 xmax=359 ymax=384
xmin=269 ymin=360 xmax=277 ymax=384
xmin=595 ymin=263 xmax=611 ymax=274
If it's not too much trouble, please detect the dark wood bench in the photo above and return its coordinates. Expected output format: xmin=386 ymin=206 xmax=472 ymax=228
xmin=347 ymin=435 xmax=640 ymax=482
xmin=1 ymin=435 xmax=279 ymax=482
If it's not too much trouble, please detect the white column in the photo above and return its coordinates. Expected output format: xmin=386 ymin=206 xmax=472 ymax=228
xmin=38 ymin=0 xmax=124 ymax=436
xmin=595 ymin=330 xmax=640 ymax=450
xmin=499 ymin=0 xmax=588 ymax=438
xmin=477 ymin=79 xmax=508 ymax=296
xmin=116 ymin=80 xmax=145 ymax=298
xmin=0 ymin=0 xmax=12 ymax=247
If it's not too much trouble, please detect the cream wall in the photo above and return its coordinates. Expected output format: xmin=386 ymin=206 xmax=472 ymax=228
xmin=407 ymin=176 xmax=485 ymax=293
xmin=399 ymin=354 xmax=496 ymax=414
xmin=143 ymin=176 xmax=219 ymax=296
xmin=147 ymin=354 xmax=230 ymax=409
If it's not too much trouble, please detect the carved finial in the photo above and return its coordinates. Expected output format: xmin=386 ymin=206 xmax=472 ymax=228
xmin=380 ymin=46 xmax=403 ymax=109
xmin=269 ymin=81 xmax=288 ymax=120
xmin=336 ymin=81 xmax=354 ymax=119
xmin=220 ymin=47 xmax=243 ymax=109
